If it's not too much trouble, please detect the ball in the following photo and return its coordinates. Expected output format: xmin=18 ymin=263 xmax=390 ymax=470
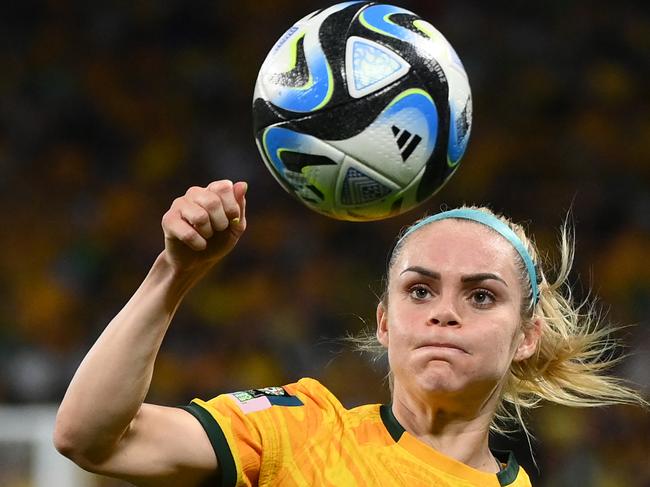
xmin=252 ymin=1 xmax=472 ymax=221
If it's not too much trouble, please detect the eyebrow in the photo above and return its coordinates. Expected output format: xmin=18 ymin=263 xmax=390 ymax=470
xmin=461 ymin=273 xmax=508 ymax=287
xmin=400 ymin=267 xmax=508 ymax=287
xmin=400 ymin=266 xmax=441 ymax=280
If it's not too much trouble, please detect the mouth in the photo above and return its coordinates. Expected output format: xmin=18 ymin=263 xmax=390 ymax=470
xmin=417 ymin=342 xmax=468 ymax=354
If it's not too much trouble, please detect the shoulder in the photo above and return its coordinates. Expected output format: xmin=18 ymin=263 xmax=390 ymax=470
xmin=188 ymin=378 xmax=354 ymax=427
xmin=288 ymin=378 xmax=381 ymax=425
xmin=286 ymin=377 xmax=344 ymax=410
xmin=190 ymin=377 xmax=379 ymax=439
xmin=245 ymin=378 xmax=338 ymax=425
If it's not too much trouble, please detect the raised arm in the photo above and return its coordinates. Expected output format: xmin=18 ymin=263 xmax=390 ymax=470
xmin=53 ymin=180 xmax=247 ymax=486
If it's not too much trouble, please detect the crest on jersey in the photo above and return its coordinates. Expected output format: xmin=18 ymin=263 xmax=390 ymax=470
xmin=229 ymin=386 xmax=303 ymax=414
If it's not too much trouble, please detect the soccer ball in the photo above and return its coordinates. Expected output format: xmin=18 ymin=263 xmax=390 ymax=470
xmin=252 ymin=1 xmax=472 ymax=221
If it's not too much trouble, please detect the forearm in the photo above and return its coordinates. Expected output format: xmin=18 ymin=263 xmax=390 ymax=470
xmin=54 ymin=252 xmax=205 ymax=460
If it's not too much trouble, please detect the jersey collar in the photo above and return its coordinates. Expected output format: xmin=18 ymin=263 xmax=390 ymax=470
xmin=379 ymin=404 xmax=522 ymax=486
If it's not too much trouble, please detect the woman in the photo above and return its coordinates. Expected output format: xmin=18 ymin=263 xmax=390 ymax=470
xmin=53 ymin=180 xmax=646 ymax=486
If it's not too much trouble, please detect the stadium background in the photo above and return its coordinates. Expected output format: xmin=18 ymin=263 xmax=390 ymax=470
xmin=0 ymin=0 xmax=648 ymax=485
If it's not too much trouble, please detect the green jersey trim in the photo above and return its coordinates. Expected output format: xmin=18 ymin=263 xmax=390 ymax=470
xmin=180 ymin=403 xmax=237 ymax=487
xmin=379 ymin=403 xmax=406 ymax=442
xmin=495 ymin=450 xmax=520 ymax=486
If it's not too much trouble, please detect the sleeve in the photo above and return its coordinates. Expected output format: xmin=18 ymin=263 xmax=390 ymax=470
xmin=181 ymin=382 xmax=316 ymax=487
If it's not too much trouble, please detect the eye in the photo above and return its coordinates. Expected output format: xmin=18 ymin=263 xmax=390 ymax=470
xmin=409 ymin=285 xmax=432 ymax=301
xmin=469 ymin=289 xmax=496 ymax=308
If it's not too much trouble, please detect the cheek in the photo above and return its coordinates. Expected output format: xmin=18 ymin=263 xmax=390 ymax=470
xmin=470 ymin=323 xmax=521 ymax=370
xmin=385 ymin=323 xmax=411 ymax=358
xmin=384 ymin=311 xmax=417 ymax=367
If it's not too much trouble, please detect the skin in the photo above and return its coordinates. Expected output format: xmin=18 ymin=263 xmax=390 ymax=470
xmin=377 ymin=219 xmax=542 ymax=472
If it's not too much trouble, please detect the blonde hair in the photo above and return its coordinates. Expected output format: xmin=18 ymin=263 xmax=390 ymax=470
xmin=350 ymin=206 xmax=648 ymax=436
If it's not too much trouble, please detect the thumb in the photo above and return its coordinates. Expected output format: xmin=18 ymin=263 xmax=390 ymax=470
xmin=233 ymin=181 xmax=248 ymax=223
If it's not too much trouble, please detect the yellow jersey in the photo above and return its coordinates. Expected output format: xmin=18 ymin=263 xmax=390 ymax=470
xmin=183 ymin=377 xmax=531 ymax=487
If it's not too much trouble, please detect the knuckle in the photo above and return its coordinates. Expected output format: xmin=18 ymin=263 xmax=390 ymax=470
xmin=161 ymin=210 xmax=179 ymax=228
xmin=192 ymin=210 xmax=210 ymax=225
xmin=185 ymin=186 xmax=204 ymax=197
xmin=224 ymin=206 xmax=240 ymax=220
xmin=212 ymin=218 xmax=229 ymax=232
xmin=208 ymin=179 xmax=233 ymax=194
xmin=198 ymin=194 xmax=222 ymax=213
xmin=213 ymin=223 xmax=229 ymax=233
xmin=179 ymin=229 xmax=198 ymax=244
xmin=206 ymin=201 xmax=222 ymax=216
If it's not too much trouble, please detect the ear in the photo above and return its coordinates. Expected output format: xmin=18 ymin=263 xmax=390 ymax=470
xmin=513 ymin=318 xmax=543 ymax=362
xmin=376 ymin=301 xmax=389 ymax=348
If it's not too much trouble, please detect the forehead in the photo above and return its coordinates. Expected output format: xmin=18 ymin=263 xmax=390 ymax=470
xmin=394 ymin=219 xmax=520 ymax=277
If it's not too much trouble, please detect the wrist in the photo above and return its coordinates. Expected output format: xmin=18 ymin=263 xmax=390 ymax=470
xmin=148 ymin=252 xmax=211 ymax=307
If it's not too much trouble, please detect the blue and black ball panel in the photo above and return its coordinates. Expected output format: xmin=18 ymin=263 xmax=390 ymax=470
xmin=255 ymin=2 xmax=368 ymax=117
xmin=259 ymin=126 xmax=344 ymax=214
xmin=253 ymin=2 xmax=369 ymax=133
xmin=256 ymin=72 xmax=419 ymax=141
xmin=447 ymin=98 xmax=471 ymax=166
xmin=266 ymin=34 xmax=310 ymax=89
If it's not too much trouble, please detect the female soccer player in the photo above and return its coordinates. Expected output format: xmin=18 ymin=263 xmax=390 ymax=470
xmin=54 ymin=180 xmax=646 ymax=486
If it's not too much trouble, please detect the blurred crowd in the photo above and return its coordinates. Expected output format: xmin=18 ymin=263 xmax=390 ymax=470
xmin=0 ymin=1 xmax=648 ymax=486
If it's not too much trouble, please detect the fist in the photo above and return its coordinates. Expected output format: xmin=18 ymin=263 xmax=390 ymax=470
xmin=161 ymin=180 xmax=247 ymax=271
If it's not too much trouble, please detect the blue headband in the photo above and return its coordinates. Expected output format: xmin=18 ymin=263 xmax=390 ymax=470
xmin=400 ymin=209 xmax=540 ymax=305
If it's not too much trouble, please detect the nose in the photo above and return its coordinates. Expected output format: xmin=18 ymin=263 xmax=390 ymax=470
xmin=430 ymin=317 xmax=459 ymax=326
xmin=428 ymin=295 xmax=461 ymax=327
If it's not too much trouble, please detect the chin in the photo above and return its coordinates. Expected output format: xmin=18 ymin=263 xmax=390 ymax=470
xmin=416 ymin=365 xmax=467 ymax=395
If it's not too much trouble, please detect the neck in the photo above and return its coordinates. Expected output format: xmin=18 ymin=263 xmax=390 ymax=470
xmin=390 ymin=381 xmax=501 ymax=473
